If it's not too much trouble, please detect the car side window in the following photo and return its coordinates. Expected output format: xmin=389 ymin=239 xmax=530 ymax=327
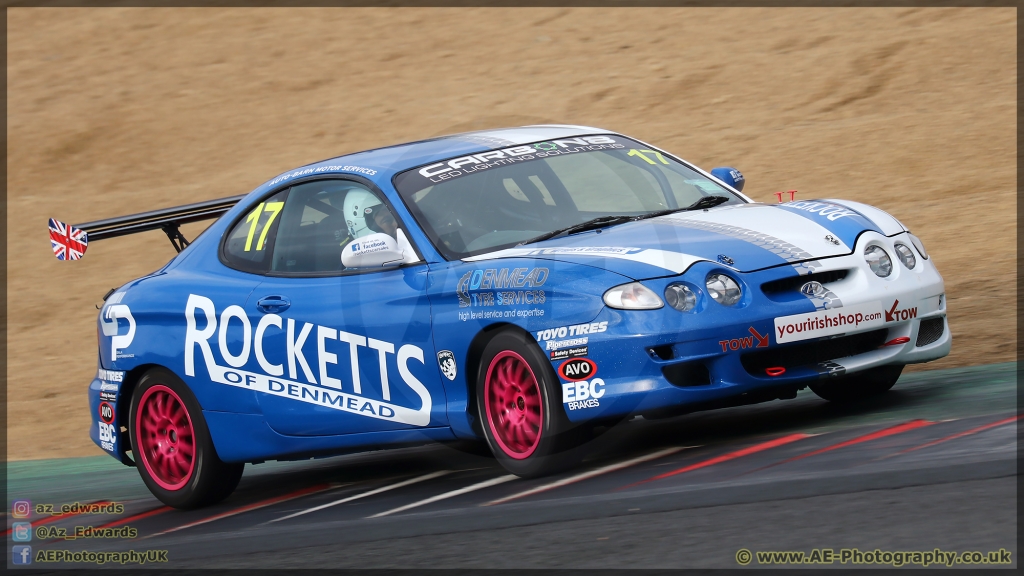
xmin=272 ymin=180 xmax=403 ymax=274
xmin=224 ymin=180 xmax=407 ymax=275
xmin=222 ymin=188 xmax=290 ymax=274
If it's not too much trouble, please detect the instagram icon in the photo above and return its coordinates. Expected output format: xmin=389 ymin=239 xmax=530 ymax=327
xmin=11 ymin=500 xmax=31 ymax=519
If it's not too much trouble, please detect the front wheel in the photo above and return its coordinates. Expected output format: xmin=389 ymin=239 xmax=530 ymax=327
xmin=475 ymin=329 xmax=588 ymax=477
xmin=129 ymin=368 xmax=243 ymax=509
xmin=809 ymin=364 xmax=904 ymax=403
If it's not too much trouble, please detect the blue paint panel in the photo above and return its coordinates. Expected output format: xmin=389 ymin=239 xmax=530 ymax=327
xmin=100 ymin=270 xmax=264 ymax=414
xmin=204 ymin=411 xmax=456 ymax=463
xmin=249 ymin=266 xmax=447 ymax=436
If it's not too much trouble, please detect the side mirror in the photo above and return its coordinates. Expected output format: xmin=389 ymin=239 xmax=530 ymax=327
xmin=710 ymin=167 xmax=745 ymax=192
xmin=341 ymin=233 xmax=405 ymax=269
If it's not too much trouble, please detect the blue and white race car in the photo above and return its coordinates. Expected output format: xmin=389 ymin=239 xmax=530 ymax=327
xmin=59 ymin=125 xmax=950 ymax=508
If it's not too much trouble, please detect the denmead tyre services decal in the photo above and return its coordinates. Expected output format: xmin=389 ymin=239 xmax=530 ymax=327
xmin=184 ymin=294 xmax=432 ymax=427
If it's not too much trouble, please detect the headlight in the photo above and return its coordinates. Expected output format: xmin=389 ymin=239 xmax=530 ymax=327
xmin=706 ymin=274 xmax=742 ymax=306
xmin=664 ymin=284 xmax=697 ymax=312
xmin=908 ymin=233 xmax=929 ymax=260
xmin=864 ymin=245 xmax=892 ymax=277
xmin=893 ymin=243 xmax=916 ymax=269
xmin=603 ymin=282 xmax=663 ymax=310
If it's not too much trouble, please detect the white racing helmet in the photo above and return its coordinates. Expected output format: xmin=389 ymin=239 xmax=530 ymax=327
xmin=343 ymin=189 xmax=383 ymax=238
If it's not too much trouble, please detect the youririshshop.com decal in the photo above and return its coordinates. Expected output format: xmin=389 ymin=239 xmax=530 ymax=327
xmin=773 ymin=301 xmax=885 ymax=344
xmin=184 ymin=294 xmax=432 ymax=427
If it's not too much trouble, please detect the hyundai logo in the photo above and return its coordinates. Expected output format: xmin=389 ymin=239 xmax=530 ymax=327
xmin=800 ymin=281 xmax=825 ymax=297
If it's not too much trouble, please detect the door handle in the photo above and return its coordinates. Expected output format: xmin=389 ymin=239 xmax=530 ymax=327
xmin=256 ymin=296 xmax=291 ymax=313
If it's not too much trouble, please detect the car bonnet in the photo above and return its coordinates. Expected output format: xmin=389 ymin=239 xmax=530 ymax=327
xmin=463 ymin=201 xmax=888 ymax=280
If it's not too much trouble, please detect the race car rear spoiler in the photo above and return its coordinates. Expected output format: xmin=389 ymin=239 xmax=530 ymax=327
xmin=57 ymin=194 xmax=245 ymax=257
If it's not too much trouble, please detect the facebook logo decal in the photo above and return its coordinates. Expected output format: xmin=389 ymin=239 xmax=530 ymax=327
xmin=12 ymin=545 xmax=32 ymax=565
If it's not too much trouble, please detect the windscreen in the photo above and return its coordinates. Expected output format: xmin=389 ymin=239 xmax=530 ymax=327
xmin=393 ymin=135 xmax=745 ymax=260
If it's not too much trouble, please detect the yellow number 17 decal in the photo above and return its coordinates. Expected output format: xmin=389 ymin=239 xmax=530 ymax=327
xmin=628 ymin=149 xmax=670 ymax=165
xmin=243 ymin=201 xmax=284 ymax=251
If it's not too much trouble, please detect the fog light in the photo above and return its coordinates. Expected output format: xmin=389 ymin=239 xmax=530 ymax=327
xmin=894 ymin=243 xmax=916 ymax=269
xmin=706 ymin=274 xmax=742 ymax=306
xmin=665 ymin=284 xmax=697 ymax=312
xmin=864 ymin=245 xmax=892 ymax=277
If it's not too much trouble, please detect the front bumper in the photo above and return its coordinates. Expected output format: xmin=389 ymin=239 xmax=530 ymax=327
xmin=556 ymin=231 xmax=950 ymax=421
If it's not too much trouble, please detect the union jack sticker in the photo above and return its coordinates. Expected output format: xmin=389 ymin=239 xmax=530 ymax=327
xmin=48 ymin=218 xmax=88 ymax=261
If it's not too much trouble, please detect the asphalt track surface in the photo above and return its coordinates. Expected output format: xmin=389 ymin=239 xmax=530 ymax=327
xmin=8 ymin=362 xmax=1017 ymax=569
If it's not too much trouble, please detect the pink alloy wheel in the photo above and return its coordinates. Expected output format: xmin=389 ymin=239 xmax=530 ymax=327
xmin=484 ymin=350 xmax=543 ymax=459
xmin=136 ymin=385 xmax=196 ymax=491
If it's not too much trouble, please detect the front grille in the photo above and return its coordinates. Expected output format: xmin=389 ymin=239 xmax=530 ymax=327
xmin=761 ymin=269 xmax=849 ymax=295
xmin=740 ymin=328 xmax=887 ymax=376
xmin=916 ymin=317 xmax=945 ymax=347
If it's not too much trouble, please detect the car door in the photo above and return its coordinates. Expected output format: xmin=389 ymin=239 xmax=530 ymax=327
xmin=229 ymin=178 xmax=447 ymax=436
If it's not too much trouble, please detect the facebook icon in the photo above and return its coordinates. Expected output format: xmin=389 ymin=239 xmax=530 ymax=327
xmin=12 ymin=545 xmax=32 ymax=565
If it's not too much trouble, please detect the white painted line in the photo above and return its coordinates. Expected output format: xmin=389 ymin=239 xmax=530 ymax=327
xmin=145 ymin=483 xmax=342 ymax=538
xmin=368 ymin=474 xmax=518 ymax=518
xmin=265 ymin=471 xmax=450 ymax=524
xmin=483 ymin=446 xmax=694 ymax=506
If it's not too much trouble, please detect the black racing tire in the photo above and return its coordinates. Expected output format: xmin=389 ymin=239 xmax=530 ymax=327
xmin=475 ymin=328 xmax=589 ymax=478
xmin=809 ymin=364 xmax=904 ymax=403
xmin=128 ymin=368 xmax=244 ymax=509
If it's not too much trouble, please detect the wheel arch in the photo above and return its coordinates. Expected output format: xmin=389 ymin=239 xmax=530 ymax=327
xmin=463 ymin=322 xmax=538 ymax=437
xmin=116 ymin=363 xmax=205 ymax=465
xmin=114 ymin=363 xmax=161 ymax=465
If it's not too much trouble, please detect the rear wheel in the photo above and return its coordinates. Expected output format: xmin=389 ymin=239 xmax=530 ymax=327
xmin=809 ymin=364 xmax=904 ymax=403
xmin=129 ymin=368 xmax=243 ymax=509
xmin=476 ymin=329 xmax=587 ymax=477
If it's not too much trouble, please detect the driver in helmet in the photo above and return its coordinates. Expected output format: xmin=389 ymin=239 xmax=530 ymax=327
xmin=343 ymin=189 xmax=398 ymax=239
xmin=367 ymin=204 xmax=398 ymax=239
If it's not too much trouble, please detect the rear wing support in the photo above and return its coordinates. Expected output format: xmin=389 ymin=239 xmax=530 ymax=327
xmin=162 ymin=224 xmax=192 ymax=253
